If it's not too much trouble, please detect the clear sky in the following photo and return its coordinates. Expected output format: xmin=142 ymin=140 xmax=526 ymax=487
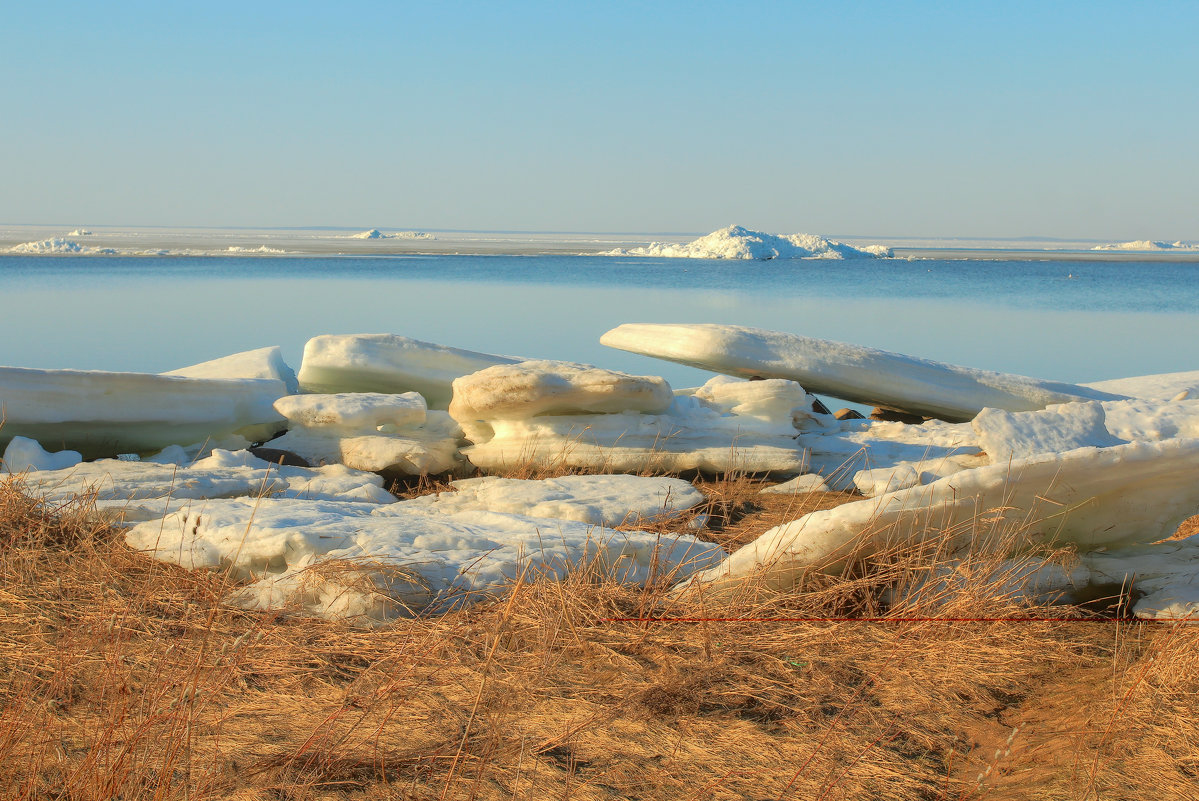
xmin=3 ymin=1 xmax=1197 ymax=239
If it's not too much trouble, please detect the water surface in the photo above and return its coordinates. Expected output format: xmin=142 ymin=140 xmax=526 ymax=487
xmin=2 ymin=255 xmax=1196 ymax=397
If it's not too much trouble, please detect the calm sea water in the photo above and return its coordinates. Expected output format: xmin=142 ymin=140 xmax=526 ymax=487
xmin=2 ymin=255 xmax=1196 ymax=396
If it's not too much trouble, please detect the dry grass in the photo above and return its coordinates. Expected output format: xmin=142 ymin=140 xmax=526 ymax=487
xmin=3 ymin=475 xmax=1199 ymax=800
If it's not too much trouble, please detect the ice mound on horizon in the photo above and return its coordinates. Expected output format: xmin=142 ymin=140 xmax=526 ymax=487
xmin=10 ymin=238 xmax=87 ymax=254
xmin=67 ymin=229 xmax=92 ymax=236
xmin=603 ymin=225 xmax=891 ymax=260
xmin=349 ymin=229 xmax=434 ymax=240
xmin=225 ymin=245 xmax=287 ymax=254
xmin=1092 ymin=239 xmax=1197 ymax=251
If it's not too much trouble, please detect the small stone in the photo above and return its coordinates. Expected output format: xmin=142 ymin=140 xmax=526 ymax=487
xmin=870 ymin=407 xmax=925 ymax=424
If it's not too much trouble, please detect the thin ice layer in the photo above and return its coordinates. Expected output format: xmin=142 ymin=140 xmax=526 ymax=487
xmin=8 ymin=448 xmax=395 ymax=523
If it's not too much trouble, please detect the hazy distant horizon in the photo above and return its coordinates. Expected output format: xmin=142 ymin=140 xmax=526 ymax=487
xmin=0 ymin=222 xmax=1189 ymax=245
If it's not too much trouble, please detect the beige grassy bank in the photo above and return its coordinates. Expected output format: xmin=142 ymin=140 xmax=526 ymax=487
xmin=2 ymin=476 xmax=1197 ymax=801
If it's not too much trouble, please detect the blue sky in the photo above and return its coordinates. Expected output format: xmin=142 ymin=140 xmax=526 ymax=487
xmin=3 ymin=1 xmax=1196 ymax=238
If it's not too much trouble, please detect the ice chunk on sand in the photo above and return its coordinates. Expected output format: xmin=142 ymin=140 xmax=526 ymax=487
xmin=602 ymin=225 xmax=891 ymax=260
xmin=760 ymin=474 xmax=831 ymax=495
xmin=1 ymin=436 xmax=83 ymax=473
xmin=391 ymin=474 xmax=704 ymax=526
xmin=457 ymin=374 xmax=825 ymax=474
xmin=7 ymin=447 xmax=394 ymax=523
xmin=162 ymin=346 xmax=299 ymax=394
xmin=297 ymin=334 xmax=521 ymax=408
xmin=125 ymin=497 xmax=724 ymax=622
xmin=678 ymin=437 xmax=1199 ymax=595
xmin=972 ymin=402 xmax=1127 ymax=462
xmin=1082 ymin=370 xmax=1199 ymax=402
xmin=450 ymin=361 xmax=674 ymax=442
xmin=265 ymin=409 xmax=462 ymax=474
xmin=601 ymin=323 xmax=1123 ymax=422
xmin=266 ymin=391 xmax=461 ymax=474
xmin=0 ymin=366 xmax=287 ymax=459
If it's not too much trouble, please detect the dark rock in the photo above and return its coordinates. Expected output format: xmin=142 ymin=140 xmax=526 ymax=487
xmin=869 ymin=407 xmax=926 ymax=424
xmin=834 ymin=408 xmax=866 ymax=420
xmin=248 ymin=447 xmax=311 ymax=467
xmin=810 ymin=396 xmax=832 ymax=415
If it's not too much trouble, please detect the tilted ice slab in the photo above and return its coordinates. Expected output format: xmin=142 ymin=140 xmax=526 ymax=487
xmin=677 ymin=437 xmax=1199 ymax=595
xmin=601 ymin=323 xmax=1123 ymax=422
xmin=297 ymin=334 xmax=521 ymax=408
xmin=6 ymin=448 xmax=395 ymax=523
xmin=125 ymin=496 xmax=725 ymax=622
xmin=0 ymin=364 xmax=288 ymax=459
xmin=457 ymin=372 xmax=831 ymax=474
xmin=162 ymin=345 xmax=299 ymax=394
xmin=1082 ymin=370 xmax=1199 ymax=402
xmin=392 ymin=474 xmax=705 ymax=526
xmin=601 ymin=225 xmax=891 ymax=260
xmin=265 ymin=391 xmax=462 ymax=474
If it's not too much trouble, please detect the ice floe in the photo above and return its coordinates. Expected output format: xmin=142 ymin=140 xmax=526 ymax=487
xmin=449 ymin=360 xmax=674 ymax=442
xmin=602 ymin=225 xmax=892 ymax=260
xmin=264 ymin=392 xmax=462 ymax=474
xmin=0 ymin=364 xmax=287 ymax=459
xmin=601 ymin=323 xmax=1123 ymax=422
xmin=297 ymin=334 xmax=520 ymax=408
xmin=455 ymin=367 xmax=829 ymax=474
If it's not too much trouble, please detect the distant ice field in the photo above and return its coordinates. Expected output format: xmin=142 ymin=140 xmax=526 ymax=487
xmin=1 ymin=250 xmax=1196 ymax=404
